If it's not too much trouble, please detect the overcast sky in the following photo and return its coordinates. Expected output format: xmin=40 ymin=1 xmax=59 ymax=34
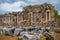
xmin=0 ymin=0 xmax=60 ymax=14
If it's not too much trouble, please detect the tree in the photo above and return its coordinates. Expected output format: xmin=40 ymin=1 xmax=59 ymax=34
xmin=54 ymin=10 xmax=60 ymax=18
xmin=54 ymin=10 xmax=58 ymax=18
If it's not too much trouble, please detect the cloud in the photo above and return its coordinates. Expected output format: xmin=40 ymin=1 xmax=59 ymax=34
xmin=58 ymin=11 xmax=60 ymax=14
xmin=27 ymin=0 xmax=59 ymax=5
xmin=0 ymin=0 xmax=60 ymax=14
xmin=0 ymin=1 xmax=28 ymax=13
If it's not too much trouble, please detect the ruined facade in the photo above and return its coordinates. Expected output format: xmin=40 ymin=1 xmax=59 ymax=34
xmin=0 ymin=3 xmax=55 ymax=26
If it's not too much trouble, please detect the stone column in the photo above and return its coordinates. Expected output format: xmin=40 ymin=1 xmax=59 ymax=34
xmin=49 ymin=12 xmax=51 ymax=21
xmin=41 ymin=13 xmax=42 ymax=24
xmin=30 ymin=12 xmax=33 ymax=26
xmin=10 ymin=15 xmax=11 ymax=26
xmin=46 ymin=12 xmax=48 ymax=23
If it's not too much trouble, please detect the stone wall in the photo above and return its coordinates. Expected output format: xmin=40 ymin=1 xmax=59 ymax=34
xmin=0 ymin=3 xmax=55 ymax=26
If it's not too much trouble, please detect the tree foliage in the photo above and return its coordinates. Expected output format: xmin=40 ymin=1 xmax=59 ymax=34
xmin=54 ymin=10 xmax=60 ymax=18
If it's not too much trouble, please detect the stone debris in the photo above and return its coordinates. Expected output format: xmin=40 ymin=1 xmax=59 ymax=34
xmin=0 ymin=26 xmax=56 ymax=40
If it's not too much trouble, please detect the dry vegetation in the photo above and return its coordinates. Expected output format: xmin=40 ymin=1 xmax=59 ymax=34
xmin=0 ymin=33 xmax=60 ymax=40
xmin=0 ymin=35 xmax=18 ymax=40
xmin=54 ymin=33 xmax=60 ymax=40
xmin=40 ymin=36 xmax=46 ymax=40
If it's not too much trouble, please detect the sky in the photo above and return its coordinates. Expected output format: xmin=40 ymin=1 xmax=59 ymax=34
xmin=0 ymin=0 xmax=60 ymax=14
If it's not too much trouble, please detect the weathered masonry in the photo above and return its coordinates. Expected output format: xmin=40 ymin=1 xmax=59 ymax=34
xmin=0 ymin=3 xmax=55 ymax=26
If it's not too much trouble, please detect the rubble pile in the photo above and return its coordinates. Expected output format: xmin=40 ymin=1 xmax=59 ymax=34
xmin=0 ymin=26 xmax=55 ymax=40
